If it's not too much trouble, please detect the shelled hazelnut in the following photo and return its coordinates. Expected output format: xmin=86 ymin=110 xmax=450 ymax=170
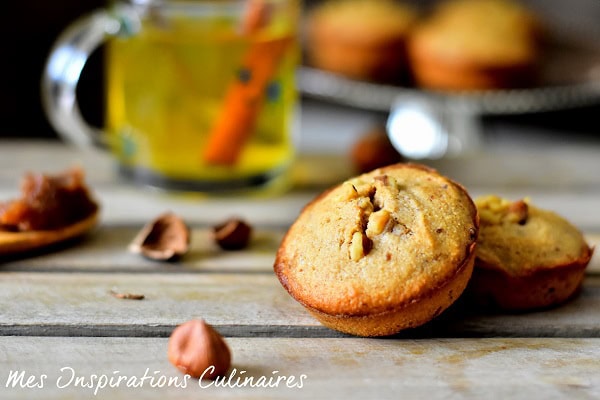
xmin=167 ymin=319 xmax=231 ymax=380
xmin=350 ymin=126 xmax=404 ymax=173
xmin=213 ymin=218 xmax=252 ymax=250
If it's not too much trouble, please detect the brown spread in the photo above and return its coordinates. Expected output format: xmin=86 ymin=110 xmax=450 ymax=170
xmin=0 ymin=168 xmax=98 ymax=231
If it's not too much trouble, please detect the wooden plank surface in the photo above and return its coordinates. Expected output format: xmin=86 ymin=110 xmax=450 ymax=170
xmin=0 ymin=227 xmax=285 ymax=273
xmin=2 ymin=183 xmax=600 ymax=230
xmin=1 ymin=272 xmax=599 ymax=338
xmin=1 ymin=141 xmax=600 ymax=228
xmin=1 ymin=140 xmax=600 ymax=190
xmin=2 ymin=227 xmax=597 ymax=273
xmin=0 ymin=186 xmax=315 ymax=227
xmin=1 ymin=336 xmax=599 ymax=400
xmin=1 ymin=141 xmax=600 ymax=398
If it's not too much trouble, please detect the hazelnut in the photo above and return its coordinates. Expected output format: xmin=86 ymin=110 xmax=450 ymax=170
xmin=356 ymin=197 xmax=374 ymax=212
xmin=129 ymin=212 xmax=190 ymax=261
xmin=366 ymin=209 xmax=391 ymax=238
xmin=168 ymin=319 xmax=231 ymax=380
xmin=337 ymin=182 xmax=359 ymax=201
xmin=213 ymin=218 xmax=252 ymax=250
xmin=350 ymin=126 xmax=403 ymax=174
xmin=508 ymin=199 xmax=529 ymax=225
xmin=349 ymin=231 xmax=372 ymax=261
xmin=373 ymin=175 xmax=390 ymax=186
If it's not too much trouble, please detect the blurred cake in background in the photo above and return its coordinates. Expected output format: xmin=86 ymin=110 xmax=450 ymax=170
xmin=408 ymin=0 xmax=544 ymax=90
xmin=305 ymin=0 xmax=418 ymax=83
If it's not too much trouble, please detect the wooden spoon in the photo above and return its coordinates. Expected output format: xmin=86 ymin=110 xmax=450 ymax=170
xmin=0 ymin=211 xmax=99 ymax=257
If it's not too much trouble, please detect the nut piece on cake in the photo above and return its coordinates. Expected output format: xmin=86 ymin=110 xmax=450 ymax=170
xmin=274 ymin=163 xmax=479 ymax=337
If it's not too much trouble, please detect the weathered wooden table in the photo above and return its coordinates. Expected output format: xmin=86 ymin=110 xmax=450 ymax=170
xmin=1 ymin=140 xmax=599 ymax=399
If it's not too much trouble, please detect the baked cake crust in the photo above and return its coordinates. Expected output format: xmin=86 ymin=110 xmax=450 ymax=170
xmin=471 ymin=195 xmax=593 ymax=310
xmin=274 ymin=163 xmax=479 ymax=336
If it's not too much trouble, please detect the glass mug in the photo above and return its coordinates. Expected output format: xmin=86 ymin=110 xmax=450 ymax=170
xmin=43 ymin=0 xmax=300 ymax=193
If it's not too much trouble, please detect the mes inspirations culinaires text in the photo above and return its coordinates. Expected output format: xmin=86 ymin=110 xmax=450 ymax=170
xmin=5 ymin=367 xmax=307 ymax=395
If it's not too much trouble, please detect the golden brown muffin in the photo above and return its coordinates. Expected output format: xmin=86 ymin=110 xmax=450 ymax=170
xmin=274 ymin=163 xmax=479 ymax=337
xmin=408 ymin=0 xmax=542 ymax=90
xmin=305 ymin=0 xmax=417 ymax=82
xmin=471 ymin=195 xmax=593 ymax=310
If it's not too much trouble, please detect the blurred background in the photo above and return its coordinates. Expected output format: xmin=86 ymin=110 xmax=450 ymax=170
xmin=3 ymin=0 xmax=599 ymax=145
xmin=6 ymin=1 xmax=106 ymax=139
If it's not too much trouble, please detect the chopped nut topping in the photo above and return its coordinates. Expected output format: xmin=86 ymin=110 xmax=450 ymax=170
xmin=337 ymin=182 xmax=359 ymax=201
xmin=476 ymin=195 xmax=530 ymax=225
xmin=366 ymin=209 xmax=391 ymax=238
xmin=348 ymin=180 xmax=374 ymax=198
xmin=341 ymin=174 xmax=410 ymax=259
xmin=357 ymin=197 xmax=374 ymax=212
xmin=507 ymin=200 xmax=529 ymax=224
xmin=373 ymin=175 xmax=389 ymax=186
xmin=349 ymin=231 xmax=372 ymax=261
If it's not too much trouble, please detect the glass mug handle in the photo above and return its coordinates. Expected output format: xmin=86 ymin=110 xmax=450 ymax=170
xmin=41 ymin=6 xmax=138 ymax=149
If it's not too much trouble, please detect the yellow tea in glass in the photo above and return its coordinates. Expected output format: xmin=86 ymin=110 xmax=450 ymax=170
xmin=43 ymin=0 xmax=300 ymax=193
xmin=107 ymin=0 xmax=299 ymax=191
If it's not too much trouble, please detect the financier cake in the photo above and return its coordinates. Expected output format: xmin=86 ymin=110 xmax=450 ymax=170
xmin=471 ymin=195 xmax=593 ymax=310
xmin=274 ymin=164 xmax=479 ymax=337
xmin=408 ymin=0 xmax=542 ymax=90
xmin=305 ymin=0 xmax=417 ymax=82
